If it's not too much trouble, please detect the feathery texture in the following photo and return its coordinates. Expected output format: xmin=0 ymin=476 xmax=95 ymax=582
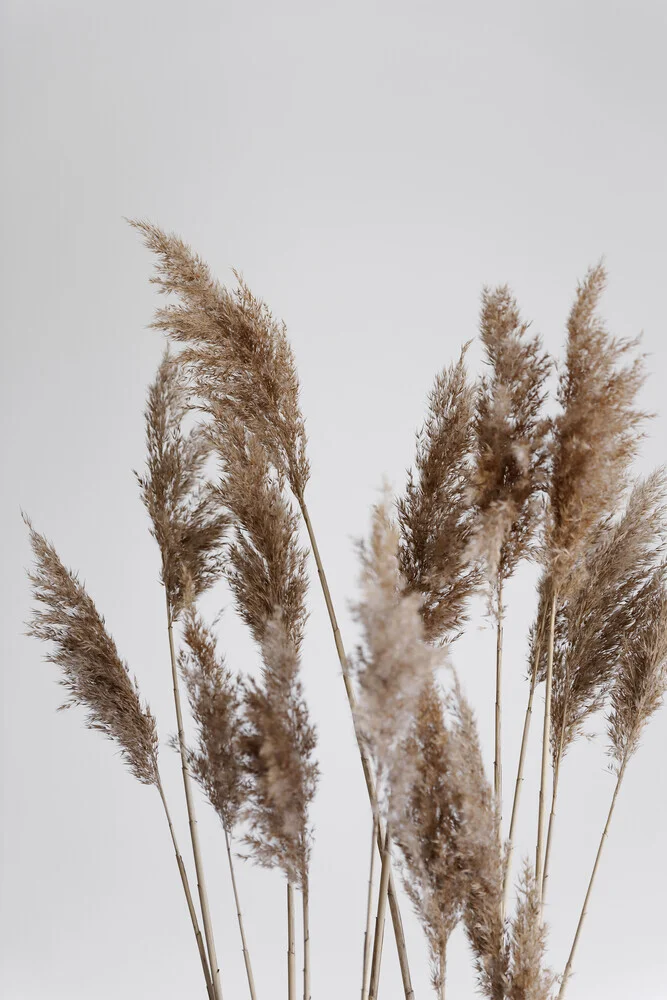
xmin=470 ymin=286 xmax=551 ymax=589
xmin=352 ymin=493 xmax=444 ymax=814
xmin=397 ymin=346 xmax=480 ymax=643
xmin=546 ymin=262 xmax=647 ymax=589
xmin=178 ymin=608 xmax=248 ymax=832
xmin=130 ymin=220 xmax=309 ymax=498
xmin=394 ymin=682 xmax=467 ymax=996
xmin=449 ymin=678 xmax=509 ymax=1000
xmin=507 ymin=864 xmax=555 ymax=1000
xmin=136 ymin=349 xmax=229 ymax=616
xmin=214 ymin=419 xmax=308 ymax=651
xmin=25 ymin=519 xmax=159 ymax=786
xmin=549 ymin=470 xmax=667 ymax=757
xmin=607 ymin=563 xmax=667 ymax=766
xmin=241 ymin=613 xmax=318 ymax=887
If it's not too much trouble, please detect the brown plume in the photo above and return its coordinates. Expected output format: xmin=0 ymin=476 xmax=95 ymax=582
xmin=546 ymin=262 xmax=647 ymax=589
xmin=241 ymin=613 xmax=318 ymax=888
xmin=25 ymin=518 xmax=159 ymax=786
xmin=129 ymin=220 xmax=310 ymax=498
xmin=351 ymin=492 xmax=444 ymax=814
xmin=178 ymin=608 xmax=248 ymax=833
xmin=470 ymin=286 xmax=551 ymax=590
xmin=607 ymin=562 xmax=667 ymax=767
xmin=136 ymin=349 xmax=229 ymax=617
xmin=549 ymin=470 xmax=667 ymax=758
xmin=507 ymin=863 xmax=555 ymax=1000
xmin=396 ymin=346 xmax=480 ymax=643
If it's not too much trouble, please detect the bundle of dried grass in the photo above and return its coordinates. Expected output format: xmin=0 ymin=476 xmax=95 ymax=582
xmin=558 ymin=563 xmax=667 ymax=998
xmin=24 ymin=518 xmax=215 ymax=998
xmin=136 ymin=349 xmax=229 ymax=617
xmin=396 ymin=346 xmax=481 ymax=645
xmin=535 ymin=262 xmax=648 ymax=897
xmin=132 ymin=219 xmax=415 ymax=997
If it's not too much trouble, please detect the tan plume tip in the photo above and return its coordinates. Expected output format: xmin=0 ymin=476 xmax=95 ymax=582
xmin=136 ymin=349 xmax=229 ymax=617
xmin=24 ymin=517 xmax=159 ymax=786
xmin=397 ymin=344 xmax=481 ymax=643
xmin=470 ymin=285 xmax=552 ymax=588
xmin=507 ymin=862 xmax=555 ymax=1000
xmin=129 ymin=218 xmax=310 ymax=497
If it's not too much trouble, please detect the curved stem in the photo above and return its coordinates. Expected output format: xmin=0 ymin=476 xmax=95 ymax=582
xmin=224 ymin=827 xmax=256 ymax=1000
xmin=156 ymin=774 xmax=214 ymax=1000
xmin=298 ymin=498 xmax=414 ymax=999
xmin=541 ymin=680 xmax=569 ymax=910
xmin=558 ymin=755 xmax=629 ymax=999
xmin=166 ymin=594 xmax=223 ymax=1000
xmin=494 ymin=578 xmax=504 ymax=843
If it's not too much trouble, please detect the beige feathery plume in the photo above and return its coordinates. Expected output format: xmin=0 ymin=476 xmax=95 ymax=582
xmin=129 ymin=220 xmax=309 ymax=499
xmin=558 ymin=563 xmax=667 ymax=998
xmin=178 ymin=609 xmax=248 ymax=834
xmin=507 ymin=863 xmax=555 ymax=1000
xmin=535 ymin=262 xmax=648 ymax=898
xmin=448 ymin=677 xmax=509 ymax=1000
xmin=351 ymin=493 xmax=444 ymax=813
xmin=136 ymin=349 xmax=229 ymax=617
xmin=24 ymin=518 xmax=216 ymax=998
xmin=25 ymin=519 xmax=159 ymax=785
xmin=470 ymin=285 xmax=551 ymax=587
xmin=393 ymin=682 xmax=467 ymax=999
xmin=396 ymin=345 xmax=480 ymax=644
xmin=214 ymin=419 xmax=308 ymax=651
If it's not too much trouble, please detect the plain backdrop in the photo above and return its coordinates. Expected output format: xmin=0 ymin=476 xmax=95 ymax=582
xmin=2 ymin=2 xmax=667 ymax=998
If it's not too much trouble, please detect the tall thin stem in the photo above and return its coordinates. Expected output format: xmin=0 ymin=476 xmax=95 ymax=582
xmin=224 ymin=827 xmax=257 ymax=1000
xmin=166 ymin=594 xmax=223 ymax=1000
xmin=502 ymin=636 xmax=542 ymax=917
xmin=494 ymin=577 xmax=504 ymax=841
xmin=557 ymin=755 xmax=629 ymax=999
xmin=298 ymin=497 xmax=414 ymax=999
xmin=438 ymin=944 xmax=447 ymax=1000
xmin=302 ymin=880 xmax=311 ymax=1000
xmin=536 ymin=591 xmax=557 ymax=901
xmin=368 ymin=828 xmax=393 ymax=1000
xmin=361 ymin=817 xmax=379 ymax=1000
xmin=156 ymin=774 xmax=214 ymax=1000
xmin=541 ymin=681 xmax=570 ymax=908
xmin=287 ymin=882 xmax=297 ymax=1000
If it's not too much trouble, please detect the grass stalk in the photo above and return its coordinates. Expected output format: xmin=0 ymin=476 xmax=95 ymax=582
xmin=223 ymin=826 xmax=257 ymax=1000
xmin=156 ymin=774 xmax=215 ymax=1000
xmin=368 ymin=828 xmax=393 ymax=1000
xmin=541 ymin=683 xmax=569 ymax=908
xmin=557 ymin=754 xmax=629 ymax=999
xmin=494 ymin=577 xmax=504 ymax=841
xmin=502 ymin=636 xmax=542 ymax=917
xmin=438 ymin=944 xmax=447 ymax=1000
xmin=303 ymin=880 xmax=311 ymax=1000
xmin=361 ymin=817 xmax=379 ymax=1000
xmin=287 ymin=882 xmax=297 ymax=1000
xmin=298 ymin=497 xmax=415 ymax=999
xmin=166 ymin=595 xmax=223 ymax=1000
xmin=535 ymin=592 xmax=557 ymax=902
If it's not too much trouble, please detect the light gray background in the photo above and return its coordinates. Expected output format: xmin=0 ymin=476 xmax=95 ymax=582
xmin=2 ymin=2 xmax=666 ymax=998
